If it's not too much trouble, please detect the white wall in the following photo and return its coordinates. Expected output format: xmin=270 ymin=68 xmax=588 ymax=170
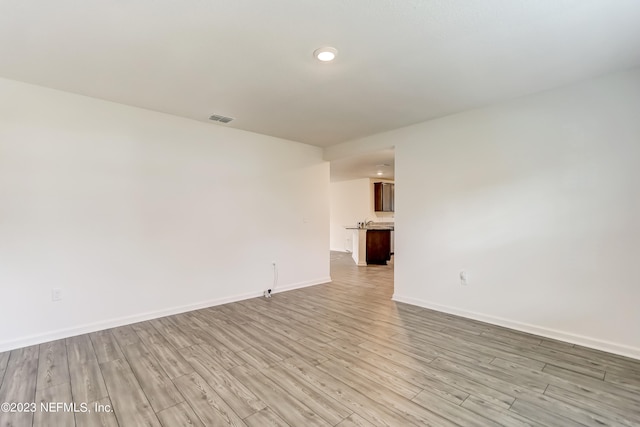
xmin=329 ymin=179 xmax=370 ymax=251
xmin=358 ymin=69 xmax=640 ymax=358
xmin=0 ymin=78 xmax=330 ymax=351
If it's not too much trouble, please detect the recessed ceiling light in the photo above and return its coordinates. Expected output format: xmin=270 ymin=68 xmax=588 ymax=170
xmin=313 ymin=47 xmax=337 ymax=62
xmin=377 ymin=171 xmax=384 ymax=176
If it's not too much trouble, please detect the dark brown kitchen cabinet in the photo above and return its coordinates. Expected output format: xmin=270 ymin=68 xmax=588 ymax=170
xmin=374 ymin=182 xmax=394 ymax=212
xmin=366 ymin=230 xmax=391 ymax=265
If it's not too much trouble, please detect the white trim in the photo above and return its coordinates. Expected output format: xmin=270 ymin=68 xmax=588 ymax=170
xmin=0 ymin=276 xmax=331 ymax=353
xmin=392 ymin=294 xmax=640 ymax=361
xmin=271 ymin=276 xmax=332 ymax=294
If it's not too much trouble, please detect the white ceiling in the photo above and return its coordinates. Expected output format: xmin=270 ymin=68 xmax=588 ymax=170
xmin=1 ymin=1 xmax=640 ymax=148
xmin=331 ymin=149 xmax=395 ymax=183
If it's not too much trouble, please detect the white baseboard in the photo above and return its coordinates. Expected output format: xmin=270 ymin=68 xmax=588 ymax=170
xmin=392 ymin=294 xmax=640 ymax=361
xmin=271 ymin=276 xmax=332 ymax=294
xmin=0 ymin=277 xmax=332 ymax=353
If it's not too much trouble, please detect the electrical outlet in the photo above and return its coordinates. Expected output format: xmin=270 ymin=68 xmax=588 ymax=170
xmin=52 ymin=288 xmax=62 ymax=301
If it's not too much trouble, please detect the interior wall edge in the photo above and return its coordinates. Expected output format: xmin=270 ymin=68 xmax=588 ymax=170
xmin=269 ymin=276 xmax=332 ymax=296
xmin=0 ymin=276 xmax=331 ymax=353
xmin=392 ymin=294 xmax=640 ymax=361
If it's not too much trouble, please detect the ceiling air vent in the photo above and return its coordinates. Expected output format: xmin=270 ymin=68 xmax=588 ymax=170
xmin=209 ymin=114 xmax=234 ymax=123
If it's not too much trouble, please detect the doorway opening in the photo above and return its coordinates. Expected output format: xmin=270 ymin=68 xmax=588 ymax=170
xmin=328 ymin=147 xmax=395 ymax=296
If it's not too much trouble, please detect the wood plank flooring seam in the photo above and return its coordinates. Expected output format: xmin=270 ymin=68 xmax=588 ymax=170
xmin=0 ymin=351 xmax=12 ymax=391
xmin=63 ymin=339 xmax=79 ymax=427
xmin=67 ymin=334 xmax=108 ymax=403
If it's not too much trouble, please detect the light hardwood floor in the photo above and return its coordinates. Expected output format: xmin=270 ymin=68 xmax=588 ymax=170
xmin=1 ymin=251 xmax=640 ymax=426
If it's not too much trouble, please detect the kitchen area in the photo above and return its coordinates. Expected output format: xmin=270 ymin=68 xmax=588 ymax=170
xmin=346 ymin=221 xmax=394 ymax=266
xmin=330 ymin=174 xmax=395 ymax=266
